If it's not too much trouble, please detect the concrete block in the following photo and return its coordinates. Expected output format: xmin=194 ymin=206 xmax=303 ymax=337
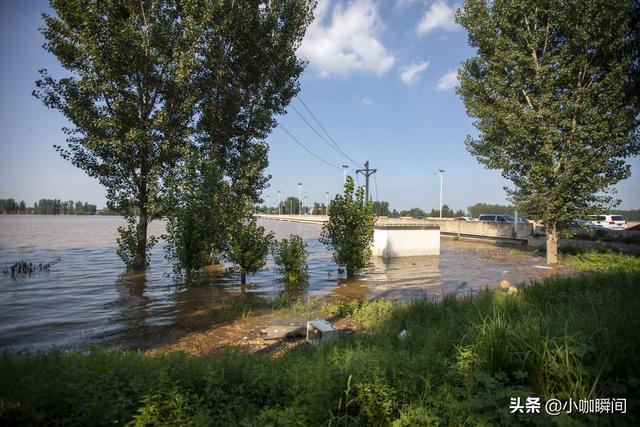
xmin=306 ymin=320 xmax=338 ymax=346
xmin=372 ymin=225 xmax=440 ymax=258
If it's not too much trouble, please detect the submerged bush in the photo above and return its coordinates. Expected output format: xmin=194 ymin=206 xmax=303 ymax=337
xmin=272 ymin=234 xmax=309 ymax=285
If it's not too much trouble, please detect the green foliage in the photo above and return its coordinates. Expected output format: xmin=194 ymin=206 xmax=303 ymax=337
xmin=35 ymin=0 xmax=314 ymax=268
xmin=127 ymin=386 xmax=212 ymax=426
xmin=226 ymin=219 xmax=274 ymax=284
xmin=272 ymin=234 xmax=309 ymax=285
xmin=563 ymin=252 xmax=640 ymax=272
xmin=398 ymin=207 xmax=427 ymax=218
xmin=320 ymin=176 xmax=375 ymax=278
xmin=428 ymin=204 xmax=466 ymax=218
xmin=163 ymin=151 xmax=227 ymax=281
xmin=456 ymin=0 xmax=640 ymax=263
xmin=116 ymin=218 xmax=158 ymax=267
xmin=3 ymin=271 xmax=640 ymax=426
xmin=467 ymin=202 xmax=518 ymax=219
xmin=278 ymin=196 xmax=302 ymax=215
xmin=372 ymin=201 xmax=390 ymax=216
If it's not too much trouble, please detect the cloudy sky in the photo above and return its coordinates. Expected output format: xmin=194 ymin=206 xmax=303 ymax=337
xmin=1 ymin=0 xmax=638 ymax=211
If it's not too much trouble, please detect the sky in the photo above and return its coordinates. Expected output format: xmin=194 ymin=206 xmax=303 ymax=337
xmin=0 ymin=0 xmax=638 ymax=212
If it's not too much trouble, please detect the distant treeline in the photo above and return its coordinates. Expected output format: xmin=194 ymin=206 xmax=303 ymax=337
xmin=0 ymin=198 xmax=97 ymax=215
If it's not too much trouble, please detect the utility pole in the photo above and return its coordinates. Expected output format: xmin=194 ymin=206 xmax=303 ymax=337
xmin=297 ymin=183 xmax=302 ymax=215
xmin=342 ymin=165 xmax=349 ymax=183
xmin=356 ymin=160 xmax=377 ymax=205
xmin=325 ymin=192 xmax=329 ymax=216
xmin=435 ymin=169 xmax=445 ymax=218
xmin=304 ymin=196 xmax=307 ymax=215
xmin=277 ymin=191 xmax=281 ymax=215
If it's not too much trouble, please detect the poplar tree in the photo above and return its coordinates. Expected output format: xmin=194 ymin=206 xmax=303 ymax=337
xmin=456 ymin=0 xmax=640 ymax=263
xmin=35 ymin=0 xmax=314 ymax=269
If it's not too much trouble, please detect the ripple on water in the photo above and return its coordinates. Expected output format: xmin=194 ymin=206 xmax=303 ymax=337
xmin=0 ymin=216 xmax=570 ymax=351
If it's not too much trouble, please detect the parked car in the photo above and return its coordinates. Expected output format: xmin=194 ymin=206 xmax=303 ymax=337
xmin=454 ymin=216 xmax=473 ymax=221
xmin=570 ymin=219 xmax=604 ymax=230
xmin=478 ymin=214 xmax=527 ymax=223
xmin=587 ymin=214 xmax=627 ymax=230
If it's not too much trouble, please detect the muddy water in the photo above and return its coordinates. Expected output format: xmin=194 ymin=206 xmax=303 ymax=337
xmin=0 ymin=215 xmax=568 ymax=351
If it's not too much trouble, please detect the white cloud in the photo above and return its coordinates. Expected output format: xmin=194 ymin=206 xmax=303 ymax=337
xmin=396 ymin=0 xmax=420 ymax=8
xmin=298 ymin=0 xmax=395 ymax=77
xmin=400 ymin=60 xmax=430 ymax=85
xmin=417 ymin=1 xmax=458 ymax=35
xmin=360 ymin=97 xmax=373 ymax=106
xmin=436 ymin=69 xmax=458 ymax=91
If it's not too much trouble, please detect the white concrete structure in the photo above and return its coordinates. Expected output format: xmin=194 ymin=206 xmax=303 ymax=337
xmin=307 ymin=320 xmax=339 ymax=346
xmin=372 ymin=225 xmax=440 ymax=258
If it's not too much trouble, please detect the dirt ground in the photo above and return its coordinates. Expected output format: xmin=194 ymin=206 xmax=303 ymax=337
xmin=146 ymin=307 xmax=360 ymax=357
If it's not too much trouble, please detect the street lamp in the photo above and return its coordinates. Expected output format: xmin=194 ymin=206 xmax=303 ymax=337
xmin=304 ymin=196 xmax=308 ymax=215
xmin=342 ymin=165 xmax=349 ymax=183
xmin=266 ymin=195 xmax=271 ymax=214
xmin=297 ymin=183 xmax=302 ymax=215
xmin=434 ymin=169 xmax=445 ymax=218
xmin=277 ymin=191 xmax=281 ymax=215
xmin=325 ymin=192 xmax=329 ymax=216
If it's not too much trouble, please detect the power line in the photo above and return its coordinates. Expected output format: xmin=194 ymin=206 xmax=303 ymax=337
xmin=296 ymin=96 xmax=361 ymax=166
xmin=278 ymin=124 xmax=342 ymax=170
xmin=289 ymin=103 xmax=353 ymax=163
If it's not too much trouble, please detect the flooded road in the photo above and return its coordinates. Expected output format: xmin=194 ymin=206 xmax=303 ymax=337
xmin=0 ymin=215 xmax=569 ymax=351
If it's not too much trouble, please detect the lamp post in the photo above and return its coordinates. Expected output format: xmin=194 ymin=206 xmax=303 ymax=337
xmin=297 ymin=183 xmax=302 ymax=215
xmin=266 ymin=195 xmax=271 ymax=214
xmin=277 ymin=191 xmax=281 ymax=215
xmin=304 ymin=196 xmax=307 ymax=215
xmin=325 ymin=192 xmax=329 ymax=216
xmin=342 ymin=165 xmax=349 ymax=183
xmin=434 ymin=169 xmax=445 ymax=218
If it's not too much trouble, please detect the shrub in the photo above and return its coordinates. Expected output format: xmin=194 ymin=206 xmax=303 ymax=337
xmin=320 ymin=176 xmax=375 ymax=278
xmin=225 ymin=219 xmax=273 ymax=284
xmin=272 ymin=234 xmax=309 ymax=285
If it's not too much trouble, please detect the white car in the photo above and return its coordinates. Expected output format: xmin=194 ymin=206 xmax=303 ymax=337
xmin=588 ymin=214 xmax=627 ymax=230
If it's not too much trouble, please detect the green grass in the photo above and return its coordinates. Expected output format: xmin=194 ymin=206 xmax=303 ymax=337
xmin=562 ymin=251 xmax=640 ymax=273
xmin=2 ymin=271 xmax=640 ymax=426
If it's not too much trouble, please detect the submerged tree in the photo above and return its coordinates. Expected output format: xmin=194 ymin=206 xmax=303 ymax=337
xmin=320 ymin=176 xmax=375 ymax=278
xmin=272 ymin=234 xmax=309 ymax=284
xmin=35 ymin=0 xmax=199 ymax=268
xmin=35 ymin=0 xmax=314 ymax=269
xmin=163 ymin=149 xmax=227 ymax=282
xmin=226 ymin=220 xmax=273 ymax=285
xmin=456 ymin=0 xmax=640 ymax=263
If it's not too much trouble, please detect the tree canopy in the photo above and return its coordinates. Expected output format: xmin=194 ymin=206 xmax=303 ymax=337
xmin=35 ymin=0 xmax=314 ymax=269
xmin=457 ymin=0 xmax=640 ymax=263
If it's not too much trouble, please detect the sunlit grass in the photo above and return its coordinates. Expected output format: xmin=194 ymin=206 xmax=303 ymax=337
xmin=2 ymin=268 xmax=639 ymax=425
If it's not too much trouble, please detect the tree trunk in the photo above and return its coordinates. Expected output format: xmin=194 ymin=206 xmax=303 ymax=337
xmin=546 ymin=222 xmax=558 ymax=264
xmin=240 ymin=271 xmax=247 ymax=285
xmin=134 ymin=205 xmax=148 ymax=269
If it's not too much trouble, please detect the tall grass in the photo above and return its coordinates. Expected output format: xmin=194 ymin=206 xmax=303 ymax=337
xmin=2 ymin=271 xmax=639 ymax=425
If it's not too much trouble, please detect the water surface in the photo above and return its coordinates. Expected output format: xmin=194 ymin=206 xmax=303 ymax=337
xmin=0 ymin=215 xmax=568 ymax=351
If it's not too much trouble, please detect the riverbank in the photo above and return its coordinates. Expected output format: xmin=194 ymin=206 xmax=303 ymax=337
xmin=2 ymin=266 xmax=639 ymax=425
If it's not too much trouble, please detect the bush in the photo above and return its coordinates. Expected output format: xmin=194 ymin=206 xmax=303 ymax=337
xmin=272 ymin=234 xmax=309 ymax=285
xmin=320 ymin=176 xmax=375 ymax=278
xmin=225 ymin=219 xmax=273 ymax=284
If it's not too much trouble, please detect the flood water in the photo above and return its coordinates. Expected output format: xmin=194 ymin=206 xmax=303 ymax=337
xmin=0 ymin=215 xmax=569 ymax=351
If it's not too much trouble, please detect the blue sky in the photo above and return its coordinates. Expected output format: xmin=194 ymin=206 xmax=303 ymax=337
xmin=1 ymin=0 xmax=638 ymax=211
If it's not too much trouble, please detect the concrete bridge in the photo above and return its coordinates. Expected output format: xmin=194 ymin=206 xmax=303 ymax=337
xmin=256 ymin=214 xmax=535 ymax=245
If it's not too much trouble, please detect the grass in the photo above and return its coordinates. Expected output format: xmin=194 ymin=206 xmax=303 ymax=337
xmin=565 ymin=229 xmax=640 ymax=245
xmin=562 ymin=250 xmax=640 ymax=273
xmin=2 ymin=268 xmax=640 ymax=426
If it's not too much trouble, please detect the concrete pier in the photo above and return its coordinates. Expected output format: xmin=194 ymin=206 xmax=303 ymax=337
xmin=372 ymin=224 xmax=440 ymax=258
